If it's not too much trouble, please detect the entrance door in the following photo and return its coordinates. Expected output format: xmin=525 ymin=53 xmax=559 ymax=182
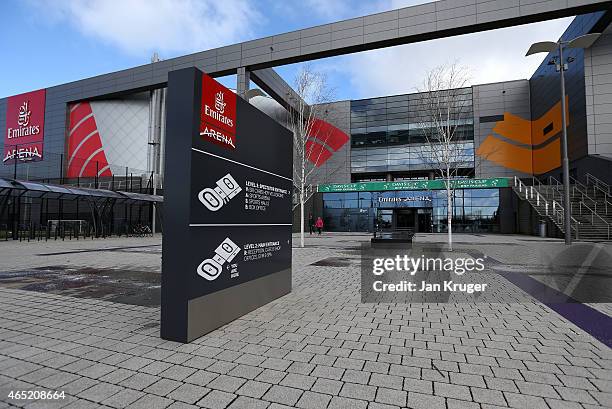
xmin=418 ymin=210 xmax=432 ymax=233
xmin=394 ymin=209 xmax=415 ymax=230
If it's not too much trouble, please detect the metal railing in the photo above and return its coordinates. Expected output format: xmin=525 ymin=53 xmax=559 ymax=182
xmin=514 ymin=176 xmax=550 ymax=215
xmin=549 ymin=175 xmax=612 ymax=216
xmin=586 ymin=173 xmax=611 ymax=196
xmin=585 ymin=173 xmax=612 ymax=213
xmin=550 ymin=200 xmax=581 ymax=239
xmin=578 ymin=201 xmax=611 ymax=239
xmin=514 ymin=176 xmax=580 ymax=237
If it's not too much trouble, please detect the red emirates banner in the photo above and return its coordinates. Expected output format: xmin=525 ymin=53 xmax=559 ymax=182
xmin=199 ymin=73 xmax=237 ymax=150
xmin=4 ymin=89 xmax=46 ymax=164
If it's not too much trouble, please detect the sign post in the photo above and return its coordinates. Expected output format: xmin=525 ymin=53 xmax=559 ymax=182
xmin=161 ymin=68 xmax=293 ymax=343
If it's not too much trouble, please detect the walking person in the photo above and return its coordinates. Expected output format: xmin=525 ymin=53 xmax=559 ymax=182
xmin=315 ymin=216 xmax=324 ymax=235
xmin=308 ymin=214 xmax=314 ymax=235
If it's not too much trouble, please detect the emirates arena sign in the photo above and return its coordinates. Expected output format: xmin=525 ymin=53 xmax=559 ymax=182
xmin=162 ymin=68 xmax=293 ymax=343
xmin=3 ymin=89 xmax=46 ymax=164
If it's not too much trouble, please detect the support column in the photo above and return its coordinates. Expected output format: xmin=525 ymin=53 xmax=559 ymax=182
xmin=237 ymin=67 xmax=251 ymax=100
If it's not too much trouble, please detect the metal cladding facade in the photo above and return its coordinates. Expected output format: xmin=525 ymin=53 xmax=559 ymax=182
xmin=0 ymin=1 xmax=611 ymax=184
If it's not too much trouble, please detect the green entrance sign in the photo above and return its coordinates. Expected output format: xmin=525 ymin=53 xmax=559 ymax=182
xmin=317 ymin=178 xmax=509 ymax=193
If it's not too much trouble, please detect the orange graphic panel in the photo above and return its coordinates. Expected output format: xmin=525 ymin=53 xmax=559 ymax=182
xmin=476 ymin=136 xmax=533 ymax=174
xmin=476 ymin=96 xmax=569 ymax=175
xmin=532 ymin=96 xmax=569 ymax=146
xmin=491 ymin=113 xmax=532 ymax=145
xmin=533 ymin=138 xmax=561 ymax=175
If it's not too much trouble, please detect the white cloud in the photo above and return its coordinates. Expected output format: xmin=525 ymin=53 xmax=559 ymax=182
xmin=302 ymin=0 xmax=353 ymax=19
xmin=30 ymin=0 xmax=261 ymax=56
xmin=337 ymin=16 xmax=574 ymax=98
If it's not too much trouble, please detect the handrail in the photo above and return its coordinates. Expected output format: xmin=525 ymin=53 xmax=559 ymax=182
xmin=514 ymin=177 xmax=586 ymax=238
xmin=585 ymin=173 xmax=612 ymax=213
xmin=515 ymin=177 xmax=547 ymax=213
xmin=569 ymin=175 xmax=589 ymax=195
xmin=579 ymin=201 xmax=611 ymax=240
xmin=557 ymin=175 xmax=612 ymax=215
xmin=514 ymin=176 xmax=549 ymax=213
xmin=586 ymin=173 xmax=611 ymax=196
xmin=551 ymin=200 xmax=581 ymax=238
xmin=548 ymin=175 xmax=603 ymax=214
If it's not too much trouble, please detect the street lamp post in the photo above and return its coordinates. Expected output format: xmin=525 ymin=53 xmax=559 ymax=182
xmin=526 ymin=33 xmax=601 ymax=245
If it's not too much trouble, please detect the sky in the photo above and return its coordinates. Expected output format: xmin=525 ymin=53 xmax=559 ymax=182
xmin=0 ymin=0 xmax=574 ymax=101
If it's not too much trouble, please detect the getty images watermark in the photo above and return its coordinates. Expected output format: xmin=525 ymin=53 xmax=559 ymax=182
xmin=361 ymin=241 xmax=612 ymax=304
xmin=372 ymin=254 xmax=488 ymax=294
xmin=359 ymin=243 xmax=522 ymax=303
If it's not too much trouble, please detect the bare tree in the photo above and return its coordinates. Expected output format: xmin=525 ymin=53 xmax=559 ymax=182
xmin=288 ymin=65 xmax=334 ymax=248
xmin=415 ymin=62 xmax=472 ymax=251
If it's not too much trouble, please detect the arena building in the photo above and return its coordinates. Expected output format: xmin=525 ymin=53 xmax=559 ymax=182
xmin=1 ymin=1 xmax=612 ymax=240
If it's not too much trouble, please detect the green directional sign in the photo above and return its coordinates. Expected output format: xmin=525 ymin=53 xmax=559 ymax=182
xmin=317 ymin=178 xmax=509 ymax=193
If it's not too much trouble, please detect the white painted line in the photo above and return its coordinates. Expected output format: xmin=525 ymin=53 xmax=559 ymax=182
xmin=78 ymin=147 xmax=104 ymax=177
xmin=189 ymin=223 xmax=292 ymax=227
xmin=97 ymin=164 xmax=112 ymax=176
xmin=68 ymin=130 xmax=98 ymax=167
xmin=69 ymin=113 xmax=93 ymax=136
xmin=191 ymin=148 xmax=292 ymax=182
xmin=563 ymin=243 xmax=603 ymax=296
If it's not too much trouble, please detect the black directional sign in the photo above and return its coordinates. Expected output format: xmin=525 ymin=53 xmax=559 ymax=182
xmin=162 ymin=67 xmax=293 ymax=343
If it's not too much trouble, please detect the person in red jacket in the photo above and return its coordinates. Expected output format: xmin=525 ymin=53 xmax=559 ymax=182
xmin=315 ymin=217 xmax=324 ymax=235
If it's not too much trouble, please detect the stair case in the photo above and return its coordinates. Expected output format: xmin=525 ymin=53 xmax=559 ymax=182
xmin=513 ymin=175 xmax=612 ymax=242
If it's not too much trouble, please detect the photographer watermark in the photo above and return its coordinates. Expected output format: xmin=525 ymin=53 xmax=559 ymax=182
xmin=360 ymin=243 xmax=532 ymax=303
xmin=372 ymin=254 xmax=487 ymax=294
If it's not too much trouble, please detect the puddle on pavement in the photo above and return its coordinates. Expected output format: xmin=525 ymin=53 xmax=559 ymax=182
xmin=0 ymin=266 xmax=160 ymax=307
xmin=309 ymin=257 xmax=360 ymax=267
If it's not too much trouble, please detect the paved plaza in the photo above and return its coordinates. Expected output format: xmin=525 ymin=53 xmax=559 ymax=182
xmin=0 ymin=233 xmax=611 ymax=409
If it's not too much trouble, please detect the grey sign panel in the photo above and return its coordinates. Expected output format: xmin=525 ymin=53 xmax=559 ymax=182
xmin=161 ymin=67 xmax=292 ymax=343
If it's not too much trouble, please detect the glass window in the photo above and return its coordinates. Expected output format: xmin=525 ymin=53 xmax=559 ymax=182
xmin=388 ymin=130 xmax=409 ymax=145
xmin=323 ymin=193 xmax=345 ymax=201
xmin=351 ymin=134 xmax=368 ymax=147
xmin=359 ymin=199 xmax=371 ymax=208
xmin=324 ymin=201 xmax=343 ymax=209
xmin=471 ymin=188 xmax=499 ymax=198
xmin=367 ymin=132 xmax=387 ymax=146
xmin=471 ymin=197 xmax=499 ymax=207
xmin=343 ymin=200 xmax=358 ymax=208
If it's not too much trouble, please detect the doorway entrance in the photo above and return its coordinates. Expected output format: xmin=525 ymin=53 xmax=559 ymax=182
xmin=417 ymin=209 xmax=432 ymax=233
xmin=376 ymin=208 xmax=432 ymax=233
xmin=395 ymin=209 xmax=415 ymax=229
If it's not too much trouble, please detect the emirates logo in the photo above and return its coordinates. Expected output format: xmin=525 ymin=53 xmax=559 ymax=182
xmin=17 ymin=101 xmax=31 ymax=127
xmin=214 ymin=91 xmax=226 ymax=114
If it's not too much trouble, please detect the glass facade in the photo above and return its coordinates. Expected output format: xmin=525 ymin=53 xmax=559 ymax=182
xmin=350 ymin=91 xmax=475 ymax=175
xmin=322 ymin=188 xmax=500 ymax=233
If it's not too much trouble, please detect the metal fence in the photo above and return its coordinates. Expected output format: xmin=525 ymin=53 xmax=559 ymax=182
xmin=0 ymin=151 xmax=163 ymax=241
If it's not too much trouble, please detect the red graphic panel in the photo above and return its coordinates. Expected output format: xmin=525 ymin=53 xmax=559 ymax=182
xmin=306 ymin=140 xmax=333 ymax=167
xmin=200 ymin=73 xmax=237 ymax=150
xmin=66 ymin=102 xmax=112 ymax=177
xmin=306 ymin=118 xmax=349 ymax=167
xmin=3 ymin=89 xmax=46 ymax=164
xmin=309 ymin=118 xmax=349 ymax=151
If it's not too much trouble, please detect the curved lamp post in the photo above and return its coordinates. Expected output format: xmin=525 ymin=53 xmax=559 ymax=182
xmin=526 ymin=33 xmax=601 ymax=245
